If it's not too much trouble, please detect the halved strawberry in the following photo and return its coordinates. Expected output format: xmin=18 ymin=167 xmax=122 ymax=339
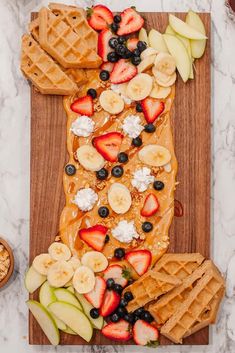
xmin=79 ymin=225 xmax=108 ymax=251
xmin=93 ymin=132 xmax=123 ymax=162
xmin=110 ymin=59 xmax=137 ymax=84
xmin=133 ymin=320 xmax=159 ymax=346
xmin=125 ymin=250 xmax=152 ymax=276
xmin=100 ymin=62 xmax=114 ymax=73
xmin=99 ymin=290 xmax=120 ymax=317
xmin=117 ymin=8 xmax=144 ymax=36
xmin=98 ymin=29 xmax=113 ymax=61
xmin=84 ymin=276 xmax=106 ymax=309
xmin=102 ymin=319 xmax=131 ymax=341
xmin=103 ymin=264 xmax=131 ymax=287
xmin=87 ymin=5 xmax=113 ymax=31
xmin=126 ymin=38 xmax=139 ymax=51
xmin=141 ymin=98 xmax=165 ymax=123
xmin=70 ymin=95 xmax=94 ymax=116
xmin=141 ymin=193 xmax=160 ymax=217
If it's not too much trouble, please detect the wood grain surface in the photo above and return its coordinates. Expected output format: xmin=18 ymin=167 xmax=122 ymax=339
xmin=29 ymin=12 xmax=211 ymax=346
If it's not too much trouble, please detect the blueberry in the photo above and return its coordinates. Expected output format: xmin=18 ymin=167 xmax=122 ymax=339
xmin=87 ymin=88 xmax=97 ymax=99
xmin=106 ymin=278 xmax=115 ymax=289
xmin=115 ymin=44 xmax=127 ymax=57
xmin=113 ymin=283 xmax=123 ymax=294
xmin=110 ymin=22 xmax=119 ymax=33
xmin=105 ymin=234 xmax=110 ymax=243
xmin=90 ymin=308 xmax=99 ymax=319
xmin=124 ymin=291 xmax=134 ymax=302
xmin=116 ymin=306 xmax=127 ymax=318
xmin=118 ymin=36 xmax=126 ymax=44
xmin=99 ymin=70 xmax=110 ymax=81
xmin=124 ymin=313 xmax=135 ymax=324
xmin=133 ymin=48 xmax=140 ymax=57
xmin=113 ymin=15 xmax=121 ymax=23
xmin=132 ymin=136 xmax=142 ymax=147
xmin=65 ymin=164 xmax=76 ymax=176
xmin=107 ymin=51 xmax=119 ymax=63
xmin=144 ymin=123 xmax=156 ymax=133
xmin=123 ymin=48 xmax=133 ymax=59
xmin=131 ymin=56 xmax=141 ymax=66
xmin=119 ymin=298 xmax=128 ymax=307
xmin=136 ymin=103 xmax=143 ymax=112
xmin=110 ymin=313 xmax=120 ymax=322
xmin=114 ymin=247 xmax=125 ymax=259
xmin=109 ymin=37 xmax=119 ymax=49
xmin=111 ymin=165 xmax=124 ymax=178
xmin=137 ymin=41 xmax=147 ymax=53
xmin=98 ymin=206 xmax=109 ymax=218
xmin=153 ymin=180 xmax=165 ymax=191
xmin=133 ymin=307 xmax=145 ymax=318
xmin=142 ymin=221 xmax=153 ymax=233
xmin=140 ymin=310 xmax=154 ymax=323
xmin=96 ymin=168 xmax=108 ymax=180
xmin=118 ymin=152 xmax=128 ymax=164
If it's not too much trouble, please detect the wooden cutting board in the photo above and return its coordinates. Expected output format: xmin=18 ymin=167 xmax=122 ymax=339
xmin=29 ymin=12 xmax=211 ymax=346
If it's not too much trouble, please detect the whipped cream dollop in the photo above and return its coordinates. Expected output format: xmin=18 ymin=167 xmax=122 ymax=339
xmin=73 ymin=188 xmax=98 ymax=211
xmin=111 ymin=84 xmax=133 ymax=105
xmin=122 ymin=115 xmax=144 ymax=139
xmin=112 ymin=220 xmax=140 ymax=243
xmin=131 ymin=167 xmax=154 ymax=192
xmin=70 ymin=116 xmax=95 ymax=137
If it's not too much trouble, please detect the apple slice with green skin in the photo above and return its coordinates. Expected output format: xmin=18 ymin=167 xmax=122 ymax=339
xmin=62 ymin=327 xmax=77 ymax=335
xmin=186 ymin=10 xmax=207 ymax=58
xmin=27 ymin=300 xmax=60 ymax=346
xmin=67 ymin=285 xmax=75 ymax=294
xmin=165 ymin=25 xmax=176 ymax=35
xmin=49 ymin=301 xmax=93 ymax=342
xmin=25 ymin=266 xmax=46 ymax=294
xmin=54 ymin=288 xmax=82 ymax=310
xmin=139 ymin=28 xmax=149 ymax=46
xmin=169 ymin=14 xmax=207 ymax=40
xmin=76 ymin=292 xmax=104 ymax=330
xmin=148 ymin=29 xmax=169 ymax=53
xmin=175 ymin=34 xmax=194 ymax=79
xmin=163 ymin=34 xmax=191 ymax=82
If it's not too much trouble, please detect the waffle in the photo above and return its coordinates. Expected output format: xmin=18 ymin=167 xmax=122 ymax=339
xmin=21 ymin=34 xmax=78 ymax=95
xmin=29 ymin=18 xmax=39 ymax=42
xmin=124 ymin=271 xmax=182 ymax=312
xmin=160 ymin=262 xmax=225 ymax=344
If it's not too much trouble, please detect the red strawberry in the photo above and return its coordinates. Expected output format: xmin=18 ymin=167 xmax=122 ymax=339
xmin=70 ymin=95 xmax=94 ymax=116
xmin=117 ymin=8 xmax=144 ymax=36
xmin=93 ymin=132 xmax=123 ymax=162
xmin=133 ymin=320 xmax=159 ymax=346
xmin=125 ymin=250 xmax=152 ymax=276
xmin=100 ymin=62 xmax=114 ymax=73
xmin=141 ymin=98 xmax=165 ymax=123
xmin=99 ymin=290 xmax=120 ymax=317
xmin=126 ymin=38 xmax=139 ymax=51
xmin=102 ymin=319 xmax=131 ymax=341
xmin=103 ymin=264 xmax=131 ymax=287
xmin=79 ymin=225 xmax=108 ymax=251
xmin=141 ymin=193 xmax=160 ymax=217
xmin=98 ymin=29 xmax=113 ymax=61
xmin=110 ymin=59 xmax=137 ymax=84
xmin=84 ymin=276 xmax=106 ymax=308
xmin=87 ymin=5 xmax=113 ymax=31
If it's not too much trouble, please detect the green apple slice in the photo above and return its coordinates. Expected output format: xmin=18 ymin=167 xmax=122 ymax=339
xmin=169 ymin=14 xmax=207 ymax=40
xmin=62 ymin=327 xmax=77 ymax=335
xmin=165 ymin=25 xmax=176 ymax=35
xmin=25 ymin=266 xmax=46 ymax=294
xmin=186 ymin=10 xmax=207 ymax=58
xmin=148 ymin=29 xmax=169 ymax=53
xmin=67 ymin=285 xmax=75 ymax=294
xmin=139 ymin=28 xmax=149 ymax=46
xmin=49 ymin=301 xmax=93 ymax=342
xmin=76 ymin=292 xmax=104 ymax=330
xmin=27 ymin=300 xmax=60 ymax=345
xmin=175 ymin=34 xmax=194 ymax=79
xmin=54 ymin=288 xmax=82 ymax=310
xmin=163 ymin=34 xmax=191 ymax=82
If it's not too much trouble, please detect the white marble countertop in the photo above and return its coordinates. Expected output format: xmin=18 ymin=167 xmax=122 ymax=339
xmin=0 ymin=0 xmax=235 ymax=352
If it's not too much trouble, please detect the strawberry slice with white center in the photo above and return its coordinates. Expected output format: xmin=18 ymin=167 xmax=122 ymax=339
xmin=126 ymin=38 xmax=139 ymax=51
xmin=100 ymin=62 xmax=114 ymax=73
xmin=103 ymin=264 xmax=131 ymax=287
xmin=87 ymin=5 xmax=113 ymax=31
xmin=133 ymin=320 xmax=159 ymax=346
xmin=84 ymin=276 xmax=106 ymax=308
xmin=110 ymin=59 xmax=137 ymax=84
xmin=79 ymin=225 xmax=108 ymax=251
xmin=141 ymin=193 xmax=160 ymax=217
xmin=117 ymin=8 xmax=144 ymax=36
xmin=99 ymin=290 xmax=120 ymax=317
xmin=141 ymin=97 xmax=165 ymax=123
xmin=98 ymin=29 xmax=113 ymax=62
xmin=125 ymin=250 xmax=152 ymax=276
xmin=70 ymin=95 xmax=94 ymax=116
xmin=102 ymin=319 xmax=131 ymax=341
xmin=93 ymin=132 xmax=123 ymax=162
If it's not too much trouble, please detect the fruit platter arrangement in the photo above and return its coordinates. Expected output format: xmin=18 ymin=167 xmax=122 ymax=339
xmin=21 ymin=3 xmax=224 ymax=347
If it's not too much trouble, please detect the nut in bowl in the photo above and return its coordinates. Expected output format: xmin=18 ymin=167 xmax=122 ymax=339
xmin=0 ymin=237 xmax=14 ymax=289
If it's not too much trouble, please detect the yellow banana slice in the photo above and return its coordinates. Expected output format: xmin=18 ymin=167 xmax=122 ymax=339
xmin=150 ymin=81 xmax=171 ymax=99
xmin=76 ymin=145 xmax=105 ymax=172
xmin=138 ymin=144 xmax=171 ymax=167
xmin=140 ymin=47 xmax=158 ymax=60
xmin=67 ymin=257 xmax=81 ymax=271
xmin=152 ymin=67 xmax=177 ymax=87
xmin=137 ymin=55 xmax=155 ymax=73
xmin=99 ymin=90 xmax=124 ymax=114
xmin=32 ymin=254 xmax=55 ymax=276
xmin=126 ymin=73 xmax=153 ymax=101
xmin=108 ymin=183 xmax=132 ymax=214
xmin=47 ymin=261 xmax=74 ymax=288
xmin=154 ymin=52 xmax=176 ymax=76
xmin=81 ymin=251 xmax=108 ymax=273
xmin=73 ymin=266 xmax=96 ymax=294
xmin=48 ymin=242 xmax=71 ymax=262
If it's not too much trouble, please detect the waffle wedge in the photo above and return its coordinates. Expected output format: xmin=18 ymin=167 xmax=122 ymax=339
xmin=21 ymin=34 xmax=78 ymax=95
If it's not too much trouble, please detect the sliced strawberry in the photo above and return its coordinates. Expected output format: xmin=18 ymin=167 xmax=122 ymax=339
xmin=84 ymin=276 xmax=106 ymax=309
xmin=99 ymin=290 xmax=120 ymax=317
xmin=87 ymin=5 xmax=113 ymax=31
xmin=110 ymin=59 xmax=137 ymax=84
xmin=133 ymin=320 xmax=159 ymax=346
xmin=93 ymin=132 xmax=123 ymax=162
xmin=100 ymin=62 xmax=114 ymax=73
xmin=79 ymin=225 xmax=108 ymax=251
xmin=125 ymin=250 xmax=152 ymax=276
xmin=98 ymin=29 xmax=113 ymax=61
xmin=117 ymin=8 xmax=144 ymax=36
xmin=141 ymin=193 xmax=160 ymax=217
xmin=126 ymin=38 xmax=139 ymax=51
xmin=103 ymin=264 xmax=131 ymax=287
xmin=141 ymin=98 xmax=165 ymax=123
xmin=70 ymin=95 xmax=94 ymax=116
xmin=102 ymin=319 xmax=131 ymax=341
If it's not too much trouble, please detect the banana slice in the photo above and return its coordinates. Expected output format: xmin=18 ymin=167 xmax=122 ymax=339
xmin=73 ymin=266 xmax=96 ymax=294
xmin=81 ymin=251 xmax=108 ymax=273
xmin=76 ymin=145 xmax=105 ymax=172
xmin=150 ymin=81 xmax=171 ymax=99
xmin=108 ymin=183 xmax=132 ymax=214
xmin=152 ymin=67 xmax=177 ymax=87
xmin=126 ymin=73 xmax=153 ymax=101
xmin=140 ymin=47 xmax=158 ymax=60
xmin=68 ymin=257 xmax=81 ymax=271
xmin=48 ymin=242 xmax=71 ymax=262
xmin=47 ymin=261 xmax=74 ymax=288
xmin=154 ymin=52 xmax=176 ymax=76
xmin=137 ymin=55 xmax=155 ymax=73
xmin=99 ymin=90 xmax=124 ymax=115
xmin=138 ymin=144 xmax=171 ymax=167
xmin=32 ymin=254 xmax=55 ymax=276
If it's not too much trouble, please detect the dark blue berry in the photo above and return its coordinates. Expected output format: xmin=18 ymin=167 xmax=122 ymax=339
xmin=110 ymin=313 xmax=120 ymax=322
xmin=124 ymin=291 xmax=134 ymax=302
xmin=114 ymin=15 xmax=121 ymax=23
xmin=137 ymin=41 xmax=147 ymax=52
xmin=87 ymin=88 xmax=97 ymax=99
xmin=98 ymin=206 xmax=109 ymax=218
xmin=90 ymin=308 xmax=99 ymax=319
xmin=116 ymin=306 xmax=127 ymax=318
xmin=109 ymin=37 xmax=119 ymax=49
xmin=118 ymin=152 xmax=128 ymax=164
xmin=132 ymin=136 xmax=142 ymax=147
xmin=119 ymin=298 xmax=128 ymax=307
xmin=106 ymin=278 xmax=115 ymax=289
xmin=136 ymin=103 xmax=143 ymax=112
xmin=153 ymin=180 xmax=164 ymax=190
xmin=111 ymin=165 xmax=124 ymax=178
xmin=131 ymin=56 xmax=141 ymax=66
xmin=113 ymin=283 xmax=123 ymax=295
xmin=65 ymin=164 xmax=76 ymax=176
xmin=114 ymin=248 xmax=125 ymax=259
xmin=100 ymin=70 xmax=110 ymax=81
xmin=142 ymin=222 xmax=153 ymax=233
xmin=144 ymin=123 xmax=156 ymax=133
xmin=107 ymin=51 xmax=119 ymax=63
xmin=96 ymin=168 xmax=108 ymax=180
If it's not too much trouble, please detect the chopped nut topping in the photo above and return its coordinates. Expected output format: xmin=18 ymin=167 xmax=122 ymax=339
xmin=96 ymin=180 xmax=106 ymax=190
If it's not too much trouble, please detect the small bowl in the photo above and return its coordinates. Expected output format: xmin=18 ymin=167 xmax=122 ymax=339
xmin=0 ymin=237 xmax=14 ymax=289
